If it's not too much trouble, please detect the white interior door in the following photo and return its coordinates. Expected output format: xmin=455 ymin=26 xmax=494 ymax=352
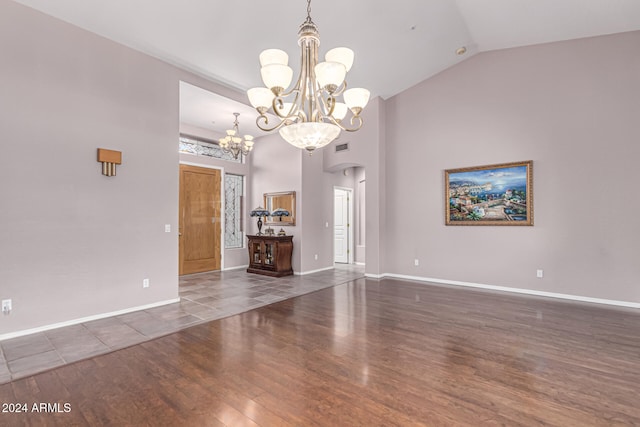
xmin=334 ymin=188 xmax=350 ymax=263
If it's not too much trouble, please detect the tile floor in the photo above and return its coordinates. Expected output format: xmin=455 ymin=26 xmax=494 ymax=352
xmin=0 ymin=264 xmax=364 ymax=384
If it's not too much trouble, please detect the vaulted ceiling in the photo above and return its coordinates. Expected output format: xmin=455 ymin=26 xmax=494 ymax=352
xmin=12 ymin=0 xmax=640 ymax=134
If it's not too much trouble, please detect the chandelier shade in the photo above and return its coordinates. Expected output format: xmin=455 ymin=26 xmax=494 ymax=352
xmin=325 ymin=47 xmax=354 ymax=72
xmin=315 ymin=62 xmax=346 ymax=92
xmin=343 ymin=88 xmax=370 ymax=114
xmin=279 ymin=122 xmax=341 ymax=153
xmin=247 ymin=88 xmax=275 ymax=112
xmin=247 ymin=0 xmax=370 ymax=154
xmin=259 ymin=49 xmax=289 ymax=67
xmin=332 ymin=102 xmax=348 ymax=121
xmin=260 ymin=64 xmax=293 ymax=93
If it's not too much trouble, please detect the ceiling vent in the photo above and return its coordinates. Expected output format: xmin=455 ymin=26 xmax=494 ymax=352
xmin=335 ymin=142 xmax=349 ymax=153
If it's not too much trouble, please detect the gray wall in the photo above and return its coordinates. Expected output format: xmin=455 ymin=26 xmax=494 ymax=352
xmin=0 ymin=2 xmax=247 ymax=337
xmin=384 ymin=31 xmax=640 ymax=304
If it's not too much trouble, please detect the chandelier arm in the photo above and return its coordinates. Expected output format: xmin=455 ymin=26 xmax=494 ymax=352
xmin=322 ymin=113 xmax=345 ymax=130
xmin=346 ymin=114 xmax=365 ymax=131
xmin=311 ymin=72 xmax=334 ymax=123
xmin=256 ymin=115 xmax=307 ymax=133
xmin=300 ymin=64 xmax=312 ymax=122
xmin=272 ymin=97 xmax=285 ymax=118
xmin=255 ymin=114 xmax=283 ymax=132
xmin=331 ymin=80 xmax=348 ymax=97
xmin=271 ymin=90 xmax=302 ymax=119
xmin=268 ymin=38 xmax=308 ymax=117
xmin=282 ymin=50 xmax=306 ymax=99
xmin=326 ymin=94 xmax=336 ymax=117
xmin=323 ymin=113 xmax=364 ymax=132
xmin=301 ymin=28 xmax=320 ymax=123
xmin=256 ymin=89 xmax=305 ymax=132
xmin=313 ymin=89 xmax=333 ymax=122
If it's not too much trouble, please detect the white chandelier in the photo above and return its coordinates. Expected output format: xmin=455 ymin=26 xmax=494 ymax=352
xmin=247 ymin=0 xmax=370 ymax=154
xmin=218 ymin=113 xmax=254 ymax=159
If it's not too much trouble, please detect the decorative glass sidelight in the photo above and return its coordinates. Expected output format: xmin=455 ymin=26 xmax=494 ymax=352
xmin=224 ymin=174 xmax=244 ymax=249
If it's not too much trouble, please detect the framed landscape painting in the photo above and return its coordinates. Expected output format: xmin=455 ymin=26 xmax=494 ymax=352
xmin=445 ymin=160 xmax=533 ymax=226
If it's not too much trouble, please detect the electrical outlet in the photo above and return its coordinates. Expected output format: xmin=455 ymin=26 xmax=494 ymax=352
xmin=536 ymin=269 xmax=544 ymax=278
xmin=414 ymin=259 xmax=419 ymax=266
xmin=164 ymin=224 xmax=171 ymax=233
xmin=314 ymin=254 xmax=318 ymax=260
xmin=143 ymin=278 xmax=150 ymax=288
xmin=2 ymin=299 xmax=12 ymax=315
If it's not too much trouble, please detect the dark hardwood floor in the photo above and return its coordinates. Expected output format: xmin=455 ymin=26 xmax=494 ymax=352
xmin=1 ymin=277 xmax=639 ymax=426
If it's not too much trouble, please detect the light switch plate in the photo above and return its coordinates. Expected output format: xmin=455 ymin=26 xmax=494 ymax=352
xmin=2 ymin=299 xmax=12 ymax=314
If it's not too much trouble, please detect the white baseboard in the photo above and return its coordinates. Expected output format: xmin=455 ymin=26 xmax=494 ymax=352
xmin=380 ymin=273 xmax=640 ymax=309
xmin=223 ymin=264 xmax=249 ymax=271
xmin=354 ymin=262 xmax=366 ymax=266
xmin=296 ymin=266 xmax=334 ymax=276
xmin=364 ymin=272 xmax=385 ymax=279
xmin=0 ymin=298 xmax=181 ymax=342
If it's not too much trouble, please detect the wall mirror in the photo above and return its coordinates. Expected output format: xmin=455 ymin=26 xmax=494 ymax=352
xmin=264 ymin=191 xmax=296 ymax=226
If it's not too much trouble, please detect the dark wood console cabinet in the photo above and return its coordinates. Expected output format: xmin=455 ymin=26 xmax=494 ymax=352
xmin=247 ymin=235 xmax=293 ymax=277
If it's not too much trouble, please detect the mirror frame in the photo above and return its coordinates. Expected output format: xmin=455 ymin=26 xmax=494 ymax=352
xmin=264 ymin=191 xmax=296 ymax=226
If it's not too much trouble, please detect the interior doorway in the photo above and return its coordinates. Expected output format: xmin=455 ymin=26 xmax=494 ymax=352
xmin=179 ymin=164 xmax=222 ymax=275
xmin=334 ymin=187 xmax=353 ymax=264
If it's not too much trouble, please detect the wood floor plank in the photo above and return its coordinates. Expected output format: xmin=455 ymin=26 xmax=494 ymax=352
xmin=1 ymin=277 xmax=640 ymax=426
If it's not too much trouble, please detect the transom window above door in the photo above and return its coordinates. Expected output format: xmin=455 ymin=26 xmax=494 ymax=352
xmin=179 ymin=134 xmax=241 ymax=163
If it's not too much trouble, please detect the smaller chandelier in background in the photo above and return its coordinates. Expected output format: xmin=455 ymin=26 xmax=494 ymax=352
xmin=219 ymin=113 xmax=254 ymax=159
xmin=247 ymin=0 xmax=370 ymax=154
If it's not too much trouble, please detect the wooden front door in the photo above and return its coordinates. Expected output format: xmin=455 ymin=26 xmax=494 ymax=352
xmin=179 ymin=164 xmax=221 ymax=275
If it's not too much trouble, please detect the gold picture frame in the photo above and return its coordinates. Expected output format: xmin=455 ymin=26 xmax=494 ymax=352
xmin=445 ymin=161 xmax=533 ymax=226
xmin=264 ymin=191 xmax=296 ymax=226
